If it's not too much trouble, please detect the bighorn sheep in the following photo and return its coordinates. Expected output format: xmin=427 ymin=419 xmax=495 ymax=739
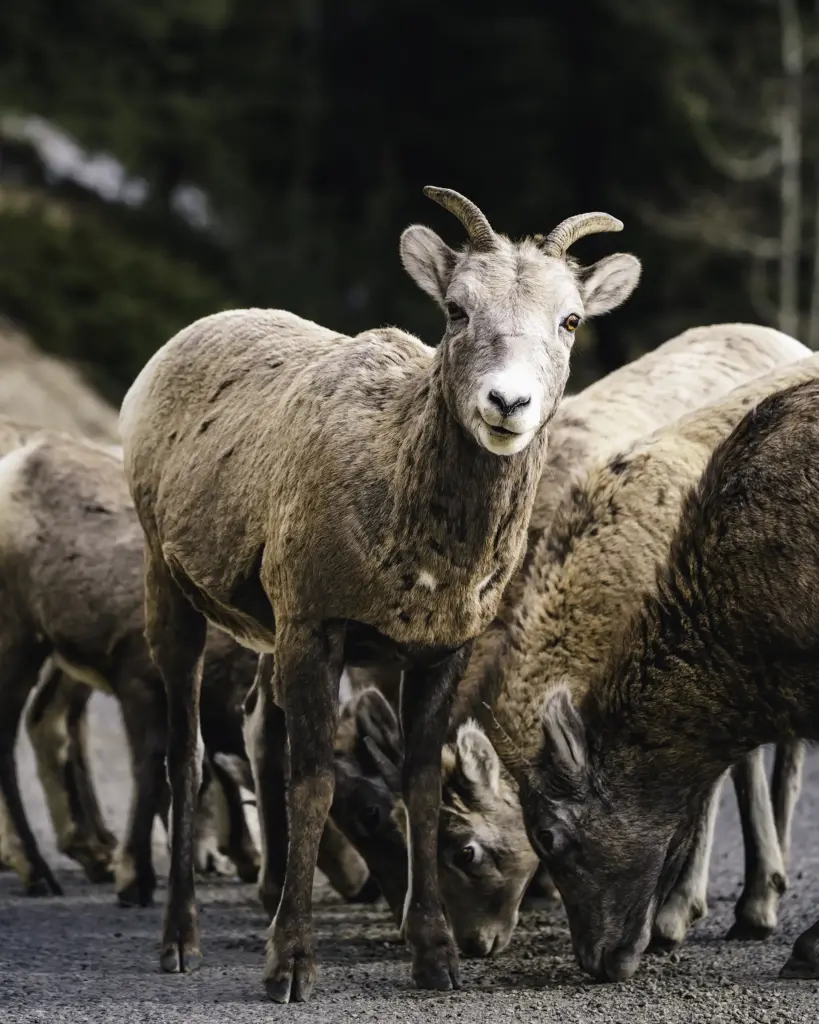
xmin=0 ymin=426 xmax=270 ymax=900
xmin=337 ymin=325 xmax=812 ymax=955
xmin=119 ymin=186 xmax=640 ymax=1001
xmin=525 ymin=376 xmax=819 ymax=982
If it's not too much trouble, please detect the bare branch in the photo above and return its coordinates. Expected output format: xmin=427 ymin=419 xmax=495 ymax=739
xmin=778 ymin=0 xmax=804 ymax=336
xmin=748 ymin=256 xmax=780 ymax=326
xmin=638 ymin=201 xmax=780 ymax=258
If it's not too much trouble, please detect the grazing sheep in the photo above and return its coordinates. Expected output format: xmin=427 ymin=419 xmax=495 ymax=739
xmin=119 ymin=186 xmax=640 ymax=1001
xmin=523 ymin=376 xmax=819 ymax=982
xmin=335 ymin=324 xmax=811 ymax=955
xmin=0 ymin=427 xmax=278 ymax=901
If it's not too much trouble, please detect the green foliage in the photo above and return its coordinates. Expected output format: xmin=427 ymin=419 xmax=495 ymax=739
xmin=0 ymin=201 xmax=231 ymax=400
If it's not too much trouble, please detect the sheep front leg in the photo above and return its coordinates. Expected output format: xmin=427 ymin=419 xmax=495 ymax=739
xmin=401 ymin=643 xmax=473 ymax=992
xmin=651 ymin=774 xmax=722 ymax=949
xmin=726 ymin=748 xmax=786 ymax=940
xmin=144 ymin=552 xmax=207 ymax=974
xmin=262 ymin=623 xmax=341 ymax=1004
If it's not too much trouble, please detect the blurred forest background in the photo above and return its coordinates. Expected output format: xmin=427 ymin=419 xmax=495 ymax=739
xmin=2 ymin=0 xmax=819 ymax=402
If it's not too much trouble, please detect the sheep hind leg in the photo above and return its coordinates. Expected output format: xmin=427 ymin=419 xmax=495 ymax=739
xmin=726 ymin=747 xmax=786 ymax=940
xmin=317 ymin=816 xmax=378 ymax=903
xmin=244 ymin=655 xmax=289 ymax=920
xmin=25 ymin=666 xmax=115 ymax=884
xmin=0 ymin=638 xmax=61 ymax=896
xmin=651 ymin=774 xmax=722 ymax=950
xmin=262 ymin=622 xmax=342 ymax=1004
xmin=772 ymin=741 xmax=804 ymax=870
xmin=144 ymin=550 xmax=207 ymax=973
xmin=400 ymin=644 xmax=473 ymax=992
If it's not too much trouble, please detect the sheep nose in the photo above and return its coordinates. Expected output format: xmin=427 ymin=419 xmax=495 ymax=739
xmin=487 ymin=389 xmax=531 ymax=417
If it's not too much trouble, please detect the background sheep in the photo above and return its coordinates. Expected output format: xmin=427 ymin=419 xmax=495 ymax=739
xmin=0 ymin=427 xmax=272 ymax=903
xmin=119 ymin=187 xmax=640 ymax=1001
xmin=524 ymin=376 xmax=819 ymax=983
xmin=330 ymin=323 xmax=811 ymax=955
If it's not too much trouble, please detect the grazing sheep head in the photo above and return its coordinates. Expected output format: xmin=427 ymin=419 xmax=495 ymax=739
xmin=335 ymin=694 xmax=539 ymax=957
xmin=432 ymin=722 xmax=540 ymax=958
xmin=400 ymin=187 xmax=641 ymax=456
xmin=517 ymin=685 xmax=699 ymax=983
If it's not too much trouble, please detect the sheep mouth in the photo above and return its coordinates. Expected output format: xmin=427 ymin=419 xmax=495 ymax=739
xmin=489 ymin=423 xmax=518 ymax=438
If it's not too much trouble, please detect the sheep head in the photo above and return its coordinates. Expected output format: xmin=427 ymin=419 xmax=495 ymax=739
xmin=400 ymin=187 xmax=641 ymax=456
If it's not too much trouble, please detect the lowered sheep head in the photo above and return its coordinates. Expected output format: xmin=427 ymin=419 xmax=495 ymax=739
xmin=333 ymin=690 xmax=540 ymax=957
xmin=400 ymin=187 xmax=641 ymax=456
xmin=518 ymin=685 xmax=700 ymax=983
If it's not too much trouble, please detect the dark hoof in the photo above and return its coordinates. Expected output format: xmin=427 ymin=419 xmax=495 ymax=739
xmin=85 ymin=863 xmax=116 ymax=885
xmin=117 ymin=880 xmax=155 ymax=908
xmin=160 ymin=944 xmax=203 ymax=973
xmin=647 ymin=933 xmax=682 ymax=954
xmin=263 ymin=951 xmax=317 ymax=1003
xmin=726 ymin=921 xmax=774 ymax=942
xmin=234 ymin=860 xmax=260 ymax=885
xmin=412 ymin=945 xmax=461 ymax=992
xmin=25 ymin=876 xmax=59 ymax=897
xmin=779 ymin=956 xmax=819 ymax=980
xmin=347 ymin=875 xmax=381 ymax=904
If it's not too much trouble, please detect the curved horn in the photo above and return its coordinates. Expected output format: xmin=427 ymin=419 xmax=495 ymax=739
xmin=538 ymin=212 xmax=624 ymax=259
xmin=423 ymin=186 xmax=496 ymax=252
xmin=481 ymin=703 xmax=529 ymax=779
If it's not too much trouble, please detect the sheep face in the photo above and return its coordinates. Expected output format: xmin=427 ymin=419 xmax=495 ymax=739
xmin=520 ymin=686 xmax=697 ymax=982
xmin=400 ymin=189 xmax=641 ymax=457
xmin=335 ymin=695 xmax=539 ymax=957
xmin=432 ymin=724 xmax=540 ymax=957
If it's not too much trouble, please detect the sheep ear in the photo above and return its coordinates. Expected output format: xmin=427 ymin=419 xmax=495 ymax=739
xmin=540 ymin=686 xmax=588 ymax=788
xmin=579 ymin=253 xmax=641 ymax=317
xmin=400 ymin=225 xmax=457 ymax=308
xmin=456 ymin=722 xmax=501 ymax=796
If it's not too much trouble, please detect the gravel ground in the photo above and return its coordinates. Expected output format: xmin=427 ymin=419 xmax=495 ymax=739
xmin=1 ymin=693 xmax=817 ymax=1024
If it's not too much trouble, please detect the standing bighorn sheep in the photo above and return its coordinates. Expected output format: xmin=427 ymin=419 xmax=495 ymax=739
xmin=119 ymin=186 xmax=640 ymax=1001
xmin=525 ymin=376 xmax=819 ymax=983
xmin=336 ymin=324 xmax=811 ymax=956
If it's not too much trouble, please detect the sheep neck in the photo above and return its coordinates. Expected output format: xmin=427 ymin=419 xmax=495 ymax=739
xmin=586 ymin=568 xmax=814 ymax=796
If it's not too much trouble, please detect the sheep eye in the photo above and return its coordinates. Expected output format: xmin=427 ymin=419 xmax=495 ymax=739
xmin=562 ymin=313 xmax=581 ymax=333
xmin=453 ymin=843 xmax=477 ymax=869
xmin=446 ymin=301 xmax=467 ymax=323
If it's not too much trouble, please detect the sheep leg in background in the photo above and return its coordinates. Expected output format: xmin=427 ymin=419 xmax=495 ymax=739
xmin=651 ymin=774 xmax=722 ymax=949
xmin=400 ymin=644 xmax=472 ymax=992
xmin=726 ymin=748 xmax=787 ymax=940
xmin=25 ymin=665 xmax=115 ymax=883
xmin=262 ymin=623 xmax=342 ymax=1004
xmin=244 ymin=656 xmax=289 ymax=920
xmin=208 ymin=753 xmax=260 ymax=883
xmin=144 ymin=550 xmax=207 ymax=974
xmin=65 ymin=679 xmax=118 ymax=854
xmin=772 ymin=740 xmax=805 ymax=867
xmin=316 ymin=816 xmax=377 ymax=903
xmin=0 ymin=635 xmax=61 ymax=895
xmin=114 ymin=678 xmax=170 ymax=908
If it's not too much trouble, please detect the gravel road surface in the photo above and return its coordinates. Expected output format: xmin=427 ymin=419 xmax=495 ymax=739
xmin=1 ymin=693 xmax=817 ymax=1023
